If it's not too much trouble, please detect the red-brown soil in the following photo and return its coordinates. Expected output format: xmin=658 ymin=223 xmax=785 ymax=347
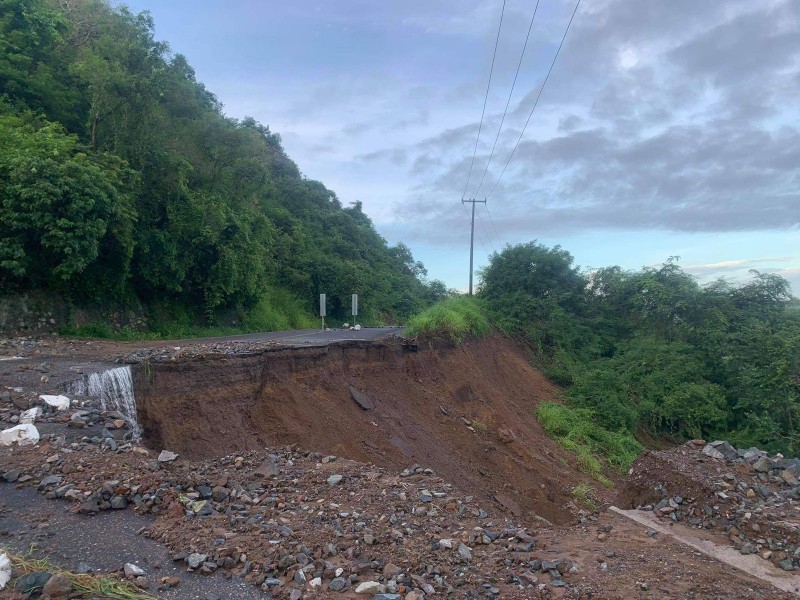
xmin=135 ymin=335 xmax=589 ymax=525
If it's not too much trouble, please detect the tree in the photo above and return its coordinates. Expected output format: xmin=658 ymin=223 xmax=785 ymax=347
xmin=0 ymin=110 xmax=135 ymax=295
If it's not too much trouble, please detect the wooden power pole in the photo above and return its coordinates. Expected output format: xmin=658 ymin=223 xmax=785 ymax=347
xmin=462 ymin=198 xmax=486 ymax=296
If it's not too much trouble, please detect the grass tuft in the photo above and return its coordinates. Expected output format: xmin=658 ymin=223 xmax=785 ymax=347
xmin=537 ymin=402 xmax=642 ymax=485
xmin=470 ymin=418 xmax=488 ymax=433
xmin=6 ymin=550 xmax=158 ymax=600
xmin=405 ymin=296 xmax=490 ymax=343
xmin=572 ymin=482 xmax=598 ymax=510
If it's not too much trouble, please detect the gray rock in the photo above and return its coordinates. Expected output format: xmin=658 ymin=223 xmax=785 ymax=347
xmin=740 ymin=542 xmax=757 ymax=555
xmin=780 ymin=559 xmax=796 ymax=571
xmin=111 ymin=495 xmax=128 ymax=509
xmin=212 ymin=486 xmax=229 ymax=502
xmin=375 ymin=595 xmax=401 ymax=600
xmin=741 ymin=447 xmax=766 ymax=463
xmin=327 ymin=474 xmax=343 ymax=485
xmin=350 ymin=386 xmax=374 ymax=410
xmin=541 ymin=559 xmax=560 ymax=571
xmin=752 ymin=456 xmax=774 ymax=473
xmin=784 ymin=458 xmax=800 ymax=477
xmin=457 ymin=543 xmax=472 ymax=561
xmin=709 ymin=440 xmax=739 ymax=460
xmin=355 ymin=581 xmax=385 ymax=594
xmin=158 ymin=450 xmax=178 ymax=462
xmin=38 ymin=475 xmax=62 ymax=489
xmin=3 ymin=469 xmax=21 ymax=482
xmin=254 ymin=459 xmax=279 ymax=477
xmin=186 ymin=553 xmax=207 ymax=569
xmin=124 ymin=563 xmax=145 ymax=577
xmin=68 ymin=414 xmax=87 ymax=427
xmin=701 ymin=444 xmax=725 ymax=460
xmin=15 ymin=572 xmax=52 ymax=594
xmin=329 ymin=577 xmax=348 ymax=591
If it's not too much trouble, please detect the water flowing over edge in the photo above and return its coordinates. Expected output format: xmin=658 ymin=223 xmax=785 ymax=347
xmin=66 ymin=366 xmax=141 ymax=441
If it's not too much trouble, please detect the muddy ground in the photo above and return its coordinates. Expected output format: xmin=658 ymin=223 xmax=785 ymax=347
xmin=1 ymin=332 xmax=799 ymax=599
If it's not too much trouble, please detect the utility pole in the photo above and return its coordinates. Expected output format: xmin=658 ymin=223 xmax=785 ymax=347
xmin=462 ymin=198 xmax=486 ymax=296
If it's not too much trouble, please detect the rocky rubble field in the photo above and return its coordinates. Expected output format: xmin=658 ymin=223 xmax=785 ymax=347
xmin=625 ymin=439 xmax=800 ymax=571
xmin=0 ymin=437 xmax=592 ymax=599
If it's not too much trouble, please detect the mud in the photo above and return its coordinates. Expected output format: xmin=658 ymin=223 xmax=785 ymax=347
xmin=135 ymin=335 xmax=585 ymax=525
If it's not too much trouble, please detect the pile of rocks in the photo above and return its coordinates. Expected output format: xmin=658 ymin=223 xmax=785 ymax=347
xmin=0 ymin=440 xmax=585 ymax=598
xmin=1 ymin=388 xmax=135 ymax=451
xmin=626 ymin=439 xmax=800 ymax=571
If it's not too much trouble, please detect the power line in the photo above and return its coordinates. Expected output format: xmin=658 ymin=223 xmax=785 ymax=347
xmin=484 ymin=203 xmax=503 ymax=249
xmin=472 ymin=0 xmax=541 ymax=199
xmin=461 ymin=0 xmax=506 ymax=201
xmin=477 ymin=210 xmax=496 ymax=254
xmin=486 ymin=0 xmax=582 ymax=201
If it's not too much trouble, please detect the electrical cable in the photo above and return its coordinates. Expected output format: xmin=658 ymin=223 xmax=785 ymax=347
xmin=461 ymin=0 xmax=506 ymax=201
xmin=472 ymin=0 xmax=541 ymax=199
xmin=486 ymin=0 xmax=582 ymax=201
xmin=477 ymin=210 xmax=496 ymax=254
xmin=485 ymin=203 xmax=503 ymax=249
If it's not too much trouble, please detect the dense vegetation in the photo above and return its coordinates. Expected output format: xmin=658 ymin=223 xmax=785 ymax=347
xmin=480 ymin=242 xmax=800 ymax=457
xmin=0 ymin=0 xmax=447 ymax=330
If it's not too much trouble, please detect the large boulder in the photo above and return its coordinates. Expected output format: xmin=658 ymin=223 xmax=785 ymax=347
xmin=0 ymin=424 xmax=40 ymax=446
xmin=709 ymin=440 xmax=739 ymax=461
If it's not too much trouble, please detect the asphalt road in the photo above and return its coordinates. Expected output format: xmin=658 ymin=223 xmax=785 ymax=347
xmin=162 ymin=325 xmax=404 ymax=347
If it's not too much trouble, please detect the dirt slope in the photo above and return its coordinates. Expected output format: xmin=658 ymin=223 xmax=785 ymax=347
xmin=135 ymin=334 xmax=586 ymax=524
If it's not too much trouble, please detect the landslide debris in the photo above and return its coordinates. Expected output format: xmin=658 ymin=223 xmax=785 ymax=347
xmin=135 ymin=335 xmax=588 ymax=525
xmin=623 ymin=439 xmax=800 ymax=572
xmin=1 ymin=439 xmax=587 ymax=599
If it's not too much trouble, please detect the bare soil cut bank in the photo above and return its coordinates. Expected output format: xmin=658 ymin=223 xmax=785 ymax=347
xmin=135 ymin=335 xmax=587 ymax=525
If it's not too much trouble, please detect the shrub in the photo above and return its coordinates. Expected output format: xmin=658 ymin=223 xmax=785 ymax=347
xmin=537 ymin=402 xmax=642 ymax=483
xmin=405 ymin=296 xmax=490 ymax=343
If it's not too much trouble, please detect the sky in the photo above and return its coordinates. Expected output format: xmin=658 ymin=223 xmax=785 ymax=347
xmin=124 ymin=0 xmax=800 ymax=295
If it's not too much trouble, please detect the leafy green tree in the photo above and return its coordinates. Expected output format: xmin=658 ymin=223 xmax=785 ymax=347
xmin=0 ymin=110 xmax=135 ymax=296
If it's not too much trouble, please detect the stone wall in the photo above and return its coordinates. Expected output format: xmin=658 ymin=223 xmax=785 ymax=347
xmin=0 ymin=292 xmax=148 ymax=335
xmin=0 ymin=292 xmax=69 ymax=334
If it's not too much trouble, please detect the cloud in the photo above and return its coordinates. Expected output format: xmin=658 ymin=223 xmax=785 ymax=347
xmin=681 ymin=259 xmax=800 ymax=297
xmin=380 ymin=0 xmax=800 ymax=246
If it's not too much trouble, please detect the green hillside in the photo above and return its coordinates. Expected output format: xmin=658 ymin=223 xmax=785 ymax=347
xmin=0 ymin=0 xmax=447 ymax=331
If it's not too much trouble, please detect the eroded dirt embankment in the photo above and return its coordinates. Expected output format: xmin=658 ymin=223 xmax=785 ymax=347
xmin=134 ymin=334 xmax=584 ymax=524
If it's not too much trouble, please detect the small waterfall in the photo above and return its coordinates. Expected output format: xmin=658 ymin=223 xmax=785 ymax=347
xmin=67 ymin=366 xmax=141 ymax=440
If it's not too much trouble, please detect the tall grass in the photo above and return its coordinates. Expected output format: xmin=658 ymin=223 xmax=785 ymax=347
xmin=537 ymin=402 xmax=642 ymax=485
xmin=405 ymin=296 xmax=490 ymax=343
